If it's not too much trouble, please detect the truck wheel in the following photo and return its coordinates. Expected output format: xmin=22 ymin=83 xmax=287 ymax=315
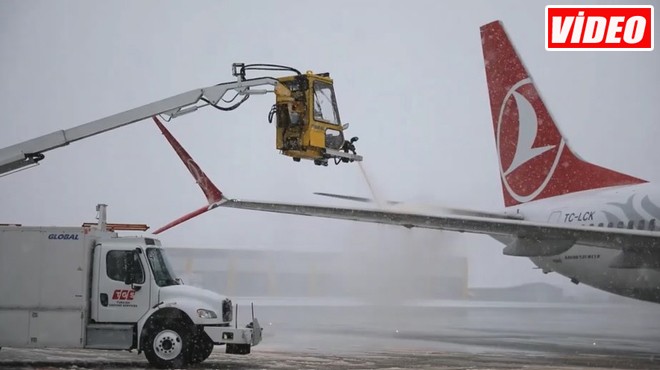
xmin=143 ymin=321 xmax=191 ymax=368
xmin=189 ymin=333 xmax=214 ymax=364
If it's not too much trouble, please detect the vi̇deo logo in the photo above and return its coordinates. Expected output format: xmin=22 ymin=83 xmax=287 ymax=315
xmin=546 ymin=5 xmax=654 ymax=50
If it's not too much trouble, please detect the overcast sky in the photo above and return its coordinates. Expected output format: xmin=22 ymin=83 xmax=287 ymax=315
xmin=1 ymin=0 xmax=658 ymax=292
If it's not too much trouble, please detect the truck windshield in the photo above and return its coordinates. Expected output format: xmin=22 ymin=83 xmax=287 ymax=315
xmin=146 ymin=248 xmax=179 ymax=287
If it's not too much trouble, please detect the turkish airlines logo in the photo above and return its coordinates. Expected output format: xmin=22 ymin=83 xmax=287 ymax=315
xmin=497 ymin=79 xmax=565 ymax=203
xmin=112 ymin=289 xmax=135 ymax=301
xmin=546 ymin=5 xmax=654 ymax=50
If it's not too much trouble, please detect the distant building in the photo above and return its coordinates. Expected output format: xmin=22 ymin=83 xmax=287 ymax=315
xmin=165 ymin=247 xmax=468 ymax=299
xmin=469 ymin=282 xmax=564 ymax=302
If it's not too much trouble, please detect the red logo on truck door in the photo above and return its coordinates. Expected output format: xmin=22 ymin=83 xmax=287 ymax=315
xmin=112 ymin=289 xmax=135 ymax=300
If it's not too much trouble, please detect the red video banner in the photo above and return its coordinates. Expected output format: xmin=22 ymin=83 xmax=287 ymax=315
xmin=546 ymin=5 xmax=654 ymax=50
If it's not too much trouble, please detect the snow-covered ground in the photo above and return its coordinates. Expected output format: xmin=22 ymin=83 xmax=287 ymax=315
xmin=1 ymin=300 xmax=658 ymax=369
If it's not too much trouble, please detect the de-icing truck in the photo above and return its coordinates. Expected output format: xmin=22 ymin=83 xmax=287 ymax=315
xmin=0 ymin=204 xmax=261 ymax=368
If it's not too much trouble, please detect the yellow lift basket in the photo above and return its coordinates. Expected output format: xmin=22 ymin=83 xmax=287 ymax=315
xmin=271 ymin=71 xmax=362 ymax=166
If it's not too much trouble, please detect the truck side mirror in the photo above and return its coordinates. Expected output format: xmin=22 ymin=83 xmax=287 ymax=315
xmin=123 ymin=251 xmax=142 ymax=288
xmin=124 ymin=263 xmax=138 ymax=285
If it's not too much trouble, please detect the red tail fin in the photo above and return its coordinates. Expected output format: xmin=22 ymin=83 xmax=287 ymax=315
xmin=152 ymin=117 xmax=224 ymax=234
xmin=480 ymin=21 xmax=645 ymax=207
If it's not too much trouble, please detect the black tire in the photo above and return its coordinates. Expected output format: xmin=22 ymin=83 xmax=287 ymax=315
xmin=143 ymin=320 xmax=192 ymax=368
xmin=189 ymin=332 xmax=214 ymax=364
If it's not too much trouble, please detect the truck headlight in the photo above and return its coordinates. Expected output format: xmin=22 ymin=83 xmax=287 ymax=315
xmin=197 ymin=309 xmax=217 ymax=319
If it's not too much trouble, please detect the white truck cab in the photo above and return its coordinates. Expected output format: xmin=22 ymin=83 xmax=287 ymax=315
xmin=0 ymin=205 xmax=261 ymax=368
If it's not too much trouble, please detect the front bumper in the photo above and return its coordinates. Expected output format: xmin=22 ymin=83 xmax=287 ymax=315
xmin=204 ymin=318 xmax=262 ymax=347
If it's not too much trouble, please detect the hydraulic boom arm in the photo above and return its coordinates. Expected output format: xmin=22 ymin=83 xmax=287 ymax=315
xmin=0 ymin=63 xmax=362 ymax=176
xmin=0 ymin=71 xmax=282 ymax=176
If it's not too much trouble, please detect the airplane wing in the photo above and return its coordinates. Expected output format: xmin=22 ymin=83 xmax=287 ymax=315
xmin=151 ymin=116 xmax=660 ymax=261
xmin=217 ymin=198 xmax=660 ymax=256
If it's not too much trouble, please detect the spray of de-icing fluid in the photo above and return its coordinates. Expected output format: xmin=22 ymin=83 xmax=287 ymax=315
xmin=336 ymin=159 xmax=464 ymax=304
xmin=357 ymin=161 xmax=384 ymax=208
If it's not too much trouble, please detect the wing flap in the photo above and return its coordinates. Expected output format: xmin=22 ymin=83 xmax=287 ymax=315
xmin=313 ymin=192 xmax=520 ymax=219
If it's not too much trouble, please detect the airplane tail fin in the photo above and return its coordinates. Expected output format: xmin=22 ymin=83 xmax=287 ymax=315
xmin=480 ymin=21 xmax=646 ymax=207
xmin=152 ymin=117 xmax=225 ymax=234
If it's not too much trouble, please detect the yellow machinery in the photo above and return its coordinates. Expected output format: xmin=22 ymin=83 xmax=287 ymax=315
xmin=269 ymin=71 xmax=362 ymax=166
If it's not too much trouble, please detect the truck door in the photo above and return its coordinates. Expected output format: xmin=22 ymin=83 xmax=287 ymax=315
xmin=95 ymin=246 xmax=151 ymax=323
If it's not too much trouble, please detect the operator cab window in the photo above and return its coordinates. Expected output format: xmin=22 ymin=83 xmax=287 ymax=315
xmin=313 ymin=81 xmax=340 ymax=125
xmin=106 ymin=250 xmax=145 ymax=283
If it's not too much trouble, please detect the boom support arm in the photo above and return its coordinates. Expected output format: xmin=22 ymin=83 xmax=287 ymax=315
xmin=0 ymin=75 xmax=286 ymax=176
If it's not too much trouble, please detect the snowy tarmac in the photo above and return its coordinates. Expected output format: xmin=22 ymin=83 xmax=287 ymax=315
xmin=1 ymin=299 xmax=658 ymax=369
